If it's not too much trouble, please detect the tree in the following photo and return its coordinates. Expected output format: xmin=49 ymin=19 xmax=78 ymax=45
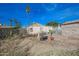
xmin=9 ymin=18 xmax=21 ymax=28
xmin=4 ymin=23 xmax=7 ymax=27
xmin=46 ymin=21 xmax=59 ymax=27
xmin=9 ymin=19 xmax=13 ymax=27
xmin=26 ymin=5 xmax=30 ymax=14
xmin=14 ymin=19 xmax=21 ymax=28
xmin=46 ymin=21 xmax=59 ymax=35
xmin=26 ymin=4 xmax=32 ymax=25
xmin=9 ymin=18 xmax=21 ymax=36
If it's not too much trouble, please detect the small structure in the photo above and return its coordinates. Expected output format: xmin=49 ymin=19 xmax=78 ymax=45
xmin=27 ymin=23 xmax=53 ymax=35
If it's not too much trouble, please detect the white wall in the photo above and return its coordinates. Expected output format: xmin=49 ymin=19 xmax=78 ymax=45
xmin=27 ymin=26 xmax=53 ymax=35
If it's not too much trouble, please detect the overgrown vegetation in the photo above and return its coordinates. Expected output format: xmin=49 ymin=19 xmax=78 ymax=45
xmin=0 ymin=33 xmax=79 ymax=56
xmin=0 ymin=35 xmax=30 ymax=56
xmin=0 ymin=28 xmax=20 ymax=39
xmin=46 ymin=21 xmax=59 ymax=27
xmin=0 ymin=18 xmax=21 ymax=40
xmin=9 ymin=18 xmax=22 ymax=28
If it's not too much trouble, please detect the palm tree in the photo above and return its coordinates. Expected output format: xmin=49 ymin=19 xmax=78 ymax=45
xmin=26 ymin=5 xmax=30 ymax=14
xmin=26 ymin=4 xmax=32 ymax=26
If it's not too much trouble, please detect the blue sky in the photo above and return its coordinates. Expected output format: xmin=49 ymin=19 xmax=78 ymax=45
xmin=0 ymin=3 xmax=79 ymax=27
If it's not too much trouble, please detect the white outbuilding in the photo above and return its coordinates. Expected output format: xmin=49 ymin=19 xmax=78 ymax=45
xmin=27 ymin=23 xmax=53 ymax=35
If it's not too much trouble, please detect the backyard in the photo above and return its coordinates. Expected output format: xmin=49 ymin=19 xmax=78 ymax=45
xmin=0 ymin=24 xmax=79 ymax=56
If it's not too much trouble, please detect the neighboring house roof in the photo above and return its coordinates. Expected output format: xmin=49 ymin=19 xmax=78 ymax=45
xmin=62 ymin=20 xmax=79 ymax=25
xmin=27 ymin=23 xmax=44 ymax=28
xmin=64 ymin=19 xmax=79 ymax=23
xmin=32 ymin=23 xmax=42 ymax=27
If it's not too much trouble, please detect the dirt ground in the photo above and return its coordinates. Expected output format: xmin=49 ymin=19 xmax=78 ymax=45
xmin=0 ymin=24 xmax=79 ymax=56
xmin=17 ymin=24 xmax=79 ymax=55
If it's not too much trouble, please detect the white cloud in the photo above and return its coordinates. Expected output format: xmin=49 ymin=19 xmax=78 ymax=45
xmin=42 ymin=4 xmax=57 ymax=11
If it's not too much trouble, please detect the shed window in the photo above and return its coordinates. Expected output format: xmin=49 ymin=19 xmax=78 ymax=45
xmin=30 ymin=28 xmax=33 ymax=32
